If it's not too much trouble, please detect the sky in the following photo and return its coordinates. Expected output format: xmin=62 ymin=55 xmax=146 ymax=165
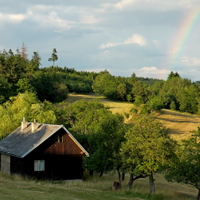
xmin=1 ymin=0 xmax=200 ymax=81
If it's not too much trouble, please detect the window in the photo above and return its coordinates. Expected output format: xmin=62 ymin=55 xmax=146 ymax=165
xmin=34 ymin=160 xmax=45 ymax=171
xmin=55 ymin=134 xmax=63 ymax=143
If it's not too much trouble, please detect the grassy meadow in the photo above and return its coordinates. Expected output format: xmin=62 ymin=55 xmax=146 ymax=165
xmin=0 ymin=171 xmax=197 ymax=200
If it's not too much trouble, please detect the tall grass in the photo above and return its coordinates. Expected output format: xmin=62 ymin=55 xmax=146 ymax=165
xmin=0 ymin=172 xmax=196 ymax=200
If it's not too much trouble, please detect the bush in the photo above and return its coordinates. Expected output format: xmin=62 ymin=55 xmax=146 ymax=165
xmin=126 ymin=94 xmax=132 ymax=102
xmin=140 ymin=104 xmax=151 ymax=114
xmin=170 ymin=101 xmax=176 ymax=111
xmin=134 ymin=96 xmax=144 ymax=107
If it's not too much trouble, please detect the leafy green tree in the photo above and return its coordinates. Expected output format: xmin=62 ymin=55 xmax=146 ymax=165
xmin=140 ymin=104 xmax=151 ymax=114
xmin=0 ymin=49 xmax=27 ymax=84
xmin=48 ymin=48 xmax=58 ymax=73
xmin=126 ymin=94 xmax=132 ymax=102
xmin=165 ymin=127 xmax=200 ymax=200
xmin=117 ymin=83 xmax=127 ymax=101
xmin=31 ymin=71 xmax=68 ymax=102
xmin=67 ymin=99 xmax=125 ymax=176
xmin=0 ymin=75 xmax=12 ymax=103
xmin=120 ymin=115 xmax=176 ymax=194
xmin=27 ymin=52 xmax=41 ymax=78
xmin=52 ymin=82 xmax=68 ymax=102
xmin=146 ymin=95 xmax=164 ymax=111
xmin=16 ymin=78 xmax=35 ymax=93
xmin=134 ymin=95 xmax=144 ymax=107
xmin=0 ymin=92 xmax=57 ymax=139
xmin=167 ymin=71 xmax=180 ymax=80
xmin=170 ymin=101 xmax=176 ymax=110
xmin=131 ymin=80 xmax=145 ymax=101
xmin=92 ymin=71 xmax=118 ymax=99
xmin=177 ymin=85 xmax=199 ymax=114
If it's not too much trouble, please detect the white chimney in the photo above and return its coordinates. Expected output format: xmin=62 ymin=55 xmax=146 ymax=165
xmin=31 ymin=118 xmax=40 ymax=132
xmin=21 ymin=117 xmax=29 ymax=130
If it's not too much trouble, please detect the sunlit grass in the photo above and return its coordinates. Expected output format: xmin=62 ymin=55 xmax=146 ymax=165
xmin=0 ymin=171 xmax=197 ymax=200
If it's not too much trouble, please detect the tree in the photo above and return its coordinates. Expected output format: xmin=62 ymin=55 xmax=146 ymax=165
xmin=21 ymin=42 xmax=28 ymax=59
xmin=131 ymin=80 xmax=145 ymax=102
xmin=120 ymin=115 xmax=176 ymax=194
xmin=66 ymin=99 xmax=125 ymax=176
xmin=167 ymin=71 xmax=180 ymax=80
xmin=165 ymin=127 xmax=200 ymax=200
xmin=48 ymin=48 xmax=58 ymax=73
xmin=117 ymin=83 xmax=127 ymax=101
xmin=0 ymin=75 xmax=12 ymax=103
xmin=16 ymin=78 xmax=35 ymax=93
xmin=27 ymin=52 xmax=41 ymax=78
xmin=134 ymin=95 xmax=144 ymax=107
xmin=177 ymin=84 xmax=199 ymax=114
xmin=0 ymin=92 xmax=57 ymax=140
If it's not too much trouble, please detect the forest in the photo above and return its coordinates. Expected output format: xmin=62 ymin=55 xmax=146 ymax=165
xmin=1 ymin=47 xmax=200 ymax=199
xmin=1 ymin=48 xmax=200 ymax=114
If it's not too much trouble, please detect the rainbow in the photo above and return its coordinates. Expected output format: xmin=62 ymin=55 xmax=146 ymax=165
xmin=167 ymin=6 xmax=200 ymax=73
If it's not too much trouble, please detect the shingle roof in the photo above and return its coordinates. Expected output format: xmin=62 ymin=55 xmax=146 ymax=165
xmin=0 ymin=122 xmax=89 ymax=158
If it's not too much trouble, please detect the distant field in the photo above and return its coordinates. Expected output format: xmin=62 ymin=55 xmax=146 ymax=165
xmin=67 ymin=93 xmax=134 ymax=123
xmin=66 ymin=93 xmax=200 ymax=141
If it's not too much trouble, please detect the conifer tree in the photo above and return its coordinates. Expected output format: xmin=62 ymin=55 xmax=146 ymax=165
xmin=48 ymin=48 xmax=58 ymax=73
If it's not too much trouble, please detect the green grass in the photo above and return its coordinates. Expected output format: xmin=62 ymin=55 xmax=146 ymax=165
xmin=0 ymin=172 xmax=197 ymax=200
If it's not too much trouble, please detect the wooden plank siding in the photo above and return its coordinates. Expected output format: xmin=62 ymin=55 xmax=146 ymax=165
xmin=10 ymin=128 xmax=84 ymax=180
xmin=43 ymin=128 xmax=84 ymax=155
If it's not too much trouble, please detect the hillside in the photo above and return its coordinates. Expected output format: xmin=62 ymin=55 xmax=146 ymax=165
xmin=66 ymin=93 xmax=200 ymax=141
xmin=155 ymin=109 xmax=200 ymax=140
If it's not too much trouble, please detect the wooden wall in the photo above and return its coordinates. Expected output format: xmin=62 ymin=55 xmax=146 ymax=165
xmin=10 ymin=128 xmax=85 ymax=180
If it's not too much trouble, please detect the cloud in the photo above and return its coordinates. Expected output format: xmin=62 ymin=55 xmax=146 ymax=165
xmin=136 ymin=66 xmax=170 ymax=79
xmin=100 ymin=34 xmax=147 ymax=49
xmin=0 ymin=13 xmax=25 ymax=23
xmin=80 ymin=15 xmax=98 ymax=25
xmin=99 ymin=0 xmax=138 ymax=12
xmin=152 ymin=40 xmax=161 ymax=48
xmin=179 ymin=56 xmax=200 ymax=66
xmin=0 ymin=4 xmax=98 ymax=32
xmin=114 ymin=0 xmax=136 ymax=10
xmin=100 ymin=0 xmax=199 ymax=13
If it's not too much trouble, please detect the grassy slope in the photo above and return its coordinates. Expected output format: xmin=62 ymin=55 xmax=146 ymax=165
xmin=0 ymin=172 xmax=197 ymax=200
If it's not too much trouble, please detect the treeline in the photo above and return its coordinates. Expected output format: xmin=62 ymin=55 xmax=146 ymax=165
xmin=0 ymin=49 xmax=97 ymax=103
xmin=1 ymin=47 xmax=200 ymax=116
xmin=93 ymin=70 xmax=200 ymax=114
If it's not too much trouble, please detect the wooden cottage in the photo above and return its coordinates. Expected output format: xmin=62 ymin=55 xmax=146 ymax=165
xmin=0 ymin=118 xmax=89 ymax=180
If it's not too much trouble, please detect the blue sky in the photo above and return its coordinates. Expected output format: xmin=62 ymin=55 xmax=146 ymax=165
xmin=1 ymin=0 xmax=200 ymax=81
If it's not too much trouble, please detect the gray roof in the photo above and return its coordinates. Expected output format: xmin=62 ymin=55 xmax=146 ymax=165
xmin=0 ymin=122 xmax=89 ymax=158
